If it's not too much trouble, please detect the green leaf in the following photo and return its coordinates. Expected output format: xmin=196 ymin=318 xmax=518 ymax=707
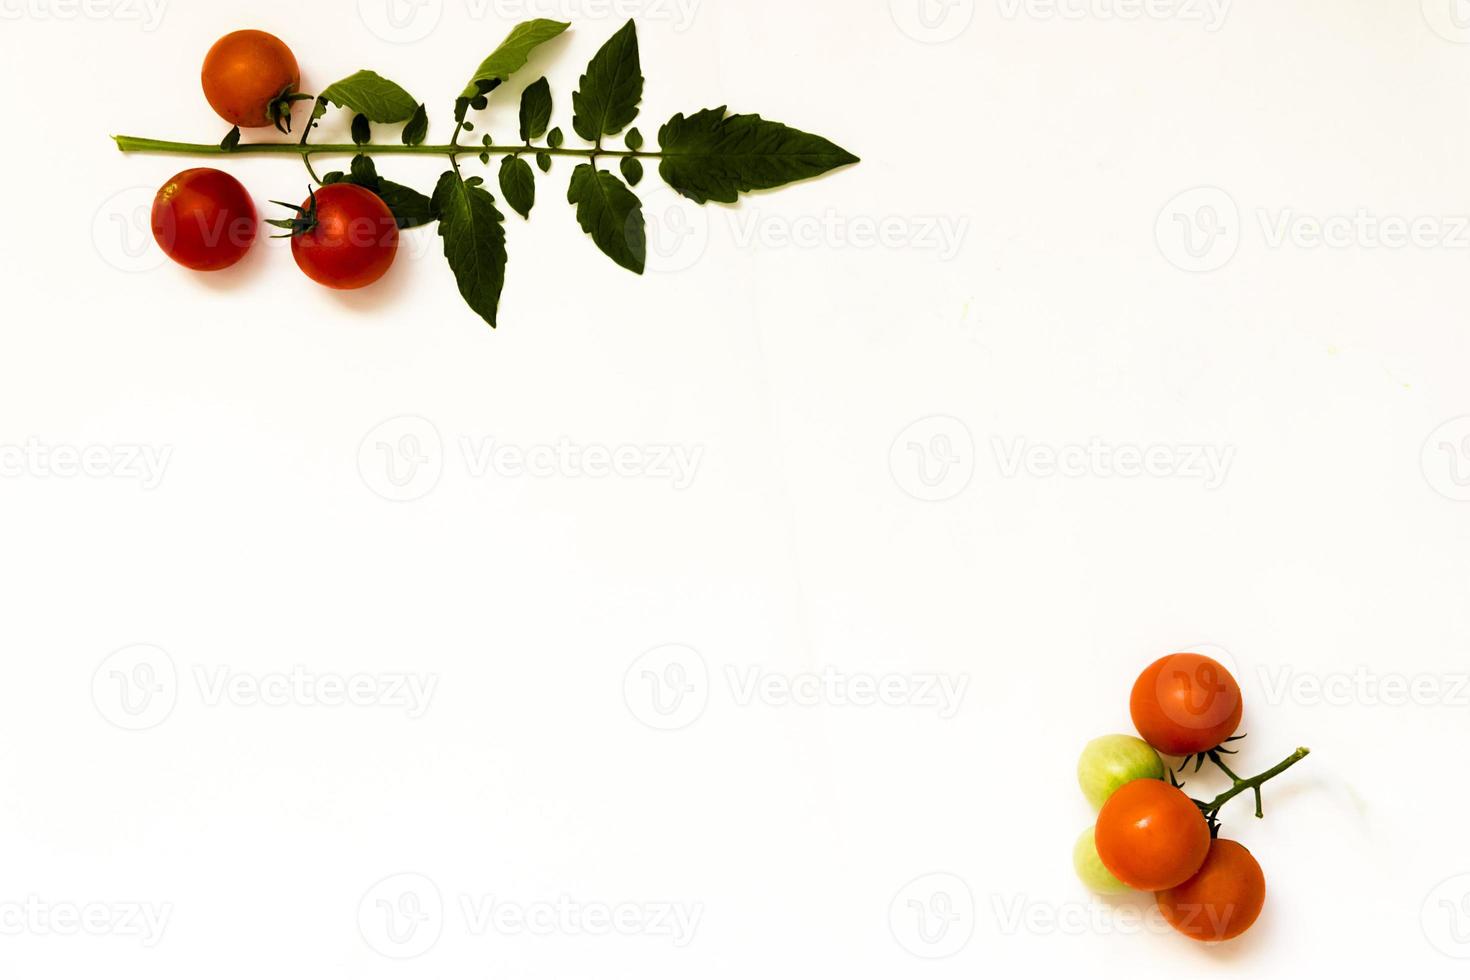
xmin=625 ymin=127 xmax=643 ymax=150
xmin=519 ymin=77 xmax=553 ymax=142
xmin=351 ymin=113 xmax=371 ymax=145
xmin=567 ymin=163 xmax=644 ymax=274
xmin=338 ymin=155 xmax=434 ymax=229
xmin=459 ymin=19 xmax=569 ymax=102
xmin=547 ymin=127 xmax=564 ymax=148
xmin=572 ymin=19 xmax=642 ymax=142
xmin=536 ymin=151 xmax=552 ymax=173
xmin=402 ymin=103 xmax=428 ymax=146
xmin=220 ymin=126 xmax=240 ymax=151
xmin=432 ymin=170 xmax=509 ymax=327
xmin=376 ymin=181 xmax=435 ymax=229
xmin=499 ymin=155 xmax=536 ymax=220
xmin=620 ymin=156 xmax=643 ymax=186
xmin=657 ymin=107 xmax=860 ymax=204
xmin=320 ymin=70 xmax=419 ymax=123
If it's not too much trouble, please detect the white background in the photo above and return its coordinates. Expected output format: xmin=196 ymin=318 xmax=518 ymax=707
xmin=3 ymin=0 xmax=1470 ymax=975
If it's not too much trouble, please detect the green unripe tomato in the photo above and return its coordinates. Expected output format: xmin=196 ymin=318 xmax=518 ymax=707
xmin=1077 ymin=734 xmax=1165 ymax=809
xmin=1073 ymin=826 xmax=1130 ymax=895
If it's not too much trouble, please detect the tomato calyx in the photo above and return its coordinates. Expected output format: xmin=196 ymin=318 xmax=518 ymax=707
xmin=1173 ymin=733 xmax=1247 ymax=776
xmin=267 ymin=87 xmax=314 ymax=135
xmin=266 ymin=187 xmax=320 ymax=239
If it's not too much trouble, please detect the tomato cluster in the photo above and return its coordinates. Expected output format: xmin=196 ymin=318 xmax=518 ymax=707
xmin=150 ymin=31 xmax=398 ymax=290
xmin=1073 ymin=653 xmax=1292 ymax=943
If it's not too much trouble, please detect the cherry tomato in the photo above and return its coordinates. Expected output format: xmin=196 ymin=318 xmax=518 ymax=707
xmin=1073 ymin=826 xmax=1129 ymax=895
xmin=1077 ymin=734 xmax=1165 ymax=810
xmin=151 ymin=168 xmax=258 ymax=272
xmin=1156 ymin=838 xmax=1266 ymax=942
xmin=1130 ymin=653 xmax=1243 ymax=756
xmin=201 ymin=30 xmax=300 ymax=129
xmin=1093 ymin=778 xmax=1210 ymax=891
xmin=288 ymin=184 xmax=399 ymax=290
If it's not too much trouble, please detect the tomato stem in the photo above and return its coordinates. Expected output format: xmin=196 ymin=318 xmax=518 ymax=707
xmin=1199 ymin=746 xmax=1309 ymax=821
xmin=113 ymin=135 xmax=660 ymax=159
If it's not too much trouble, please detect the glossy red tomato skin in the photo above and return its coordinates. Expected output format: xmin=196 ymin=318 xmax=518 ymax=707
xmin=1130 ymin=653 xmax=1243 ymax=756
xmin=151 ymin=168 xmax=258 ymax=271
xmin=1156 ymin=838 xmax=1266 ymax=942
xmin=290 ymin=185 xmax=399 ymax=290
xmin=1093 ymin=778 xmax=1210 ymax=891
xmin=201 ymin=30 xmax=300 ymax=128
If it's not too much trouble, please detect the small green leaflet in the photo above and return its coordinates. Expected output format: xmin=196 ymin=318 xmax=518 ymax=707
xmin=432 ymin=171 xmax=509 ymax=327
xmin=459 ymin=19 xmax=569 ymax=101
xmin=330 ymin=155 xmax=435 ymax=229
xmin=519 ymin=77 xmax=553 ymax=141
xmin=572 ymin=19 xmax=642 ymax=141
xmin=657 ymin=107 xmax=860 ymax=204
xmin=320 ymin=70 xmax=420 ymax=123
xmin=499 ymin=155 xmax=536 ymax=219
xmin=402 ymin=103 xmax=428 ymax=146
xmin=547 ymin=127 xmax=564 ymax=148
xmin=567 ymin=163 xmax=644 ymax=274
xmin=219 ymin=126 xmax=240 ymax=151
xmin=625 ymin=127 xmax=643 ymax=150
xmin=536 ymin=151 xmax=552 ymax=172
xmin=351 ymin=113 xmax=371 ymax=145
xmin=620 ymin=156 xmax=643 ymax=186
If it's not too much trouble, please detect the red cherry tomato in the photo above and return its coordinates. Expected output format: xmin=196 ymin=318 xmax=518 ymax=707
xmin=1130 ymin=653 xmax=1243 ymax=756
xmin=289 ymin=184 xmax=399 ymax=290
xmin=1156 ymin=838 xmax=1266 ymax=942
xmin=201 ymin=30 xmax=300 ymax=129
xmin=1093 ymin=778 xmax=1210 ymax=891
xmin=151 ymin=168 xmax=258 ymax=272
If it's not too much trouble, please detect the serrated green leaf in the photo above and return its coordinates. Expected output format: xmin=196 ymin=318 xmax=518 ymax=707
xmin=657 ymin=107 xmax=860 ymax=204
xmin=499 ymin=155 xmax=536 ymax=220
xmin=567 ymin=163 xmax=644 ymax=274
xmin=351 ymin=113 xmax=371 ymax=145
xmin=459 ymin=19 xmax=569 ymax=102
xmin=537 ymin=151 xmax=552 ymax=173
xmin=620 ymin=156 xmax=643 ymax=186
xmin=320 ymin=70 xmax=419 ymax=123
xmin=547 ymin=127 xmax=564 ymax=148
xmin=376 ymin=181 xmax=435 ymax=229
xmin=402 ymin=103 xmax=428 ymax=145
xmin=625 ymin=127 xmax=643 ymax=150
xmin=519 ymin=77 xmax=553 ymax=142
xmin=220 ymin=126 xmax=240 ymax=151
xmin=572 ymin=19 xmax=642 ymax=142
xmin=432 ymin=170 xmax=508 ymax=327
